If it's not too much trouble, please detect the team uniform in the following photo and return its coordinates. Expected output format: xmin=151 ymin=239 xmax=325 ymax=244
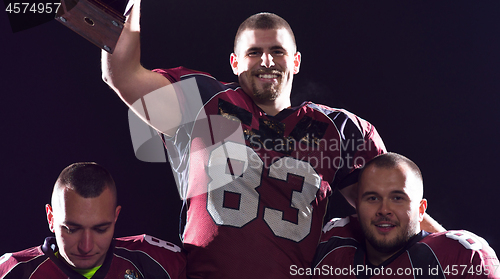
xmin=151 ymin=67 xmax=386 ymax=278
xmin=312 ymin=216 xmax=500 ymax=278
xmin=0 ymin=235 xmax=186 ymax=279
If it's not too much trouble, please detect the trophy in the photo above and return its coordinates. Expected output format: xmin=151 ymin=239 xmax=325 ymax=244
xmin=55 ymin=0 xmax=133 ymax=53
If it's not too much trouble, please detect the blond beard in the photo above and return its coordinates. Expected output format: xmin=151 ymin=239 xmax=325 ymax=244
xmin=251 ymin=80 xmax=281 ymax=101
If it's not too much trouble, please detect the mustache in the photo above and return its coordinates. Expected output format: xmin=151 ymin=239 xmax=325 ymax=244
xmin=252 ymin=69 xmax=283 ymax=76
xmin=372 ymin=217 xmax=399 ymax=226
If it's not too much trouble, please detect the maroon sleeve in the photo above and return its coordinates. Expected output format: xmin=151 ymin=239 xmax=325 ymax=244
xmin=331 ymin=108 xmax=387 ymax=189
xmin=428 ymin=231 xmax=500 ymax=279
xmin=115 ymin=235 xmax=187 ymax=279
xmin=153 ymin=67 xmax=213 ymax=83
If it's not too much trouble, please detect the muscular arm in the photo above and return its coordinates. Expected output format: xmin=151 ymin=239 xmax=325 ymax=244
xmin=420 ymin=213 xmax=445 ymax=233
xmin=101 ymin=0 xmax=181 ymax=136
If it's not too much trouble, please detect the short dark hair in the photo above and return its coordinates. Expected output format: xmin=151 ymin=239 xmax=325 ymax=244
xmin=234 ymin=12 xmax=296 ymax=53
xmin=55 ymin=162 xmax=117 ymax=202
xmin=360 ymin=152 xmax=423 ymax=183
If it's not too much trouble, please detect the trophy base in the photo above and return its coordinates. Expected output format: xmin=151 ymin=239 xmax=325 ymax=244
xmin=56 ymin=0 xmax=127 ymax=53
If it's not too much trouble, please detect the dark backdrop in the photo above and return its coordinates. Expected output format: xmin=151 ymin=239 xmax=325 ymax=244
xmin=1 ymin=0 xmax=499 ymax=256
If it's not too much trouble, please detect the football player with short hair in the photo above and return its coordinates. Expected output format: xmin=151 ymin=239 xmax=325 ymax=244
xmin=100 ymin=1 xmax=440 ymax=277
xmin=312 ymin=153 xmax=499 ymax=278
xmin=0 ymin=162 xmax=186 ymax=279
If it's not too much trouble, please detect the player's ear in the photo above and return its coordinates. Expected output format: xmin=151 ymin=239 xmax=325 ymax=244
xmin=46 ymin=204 xmax=55 ymax=233
xmin=418 ymin=199 xmax=427 ymax=221
xmin=293 ymin=51 xmax=301 ymax=74
xmin=114 ymin=205 xmax=121 ymax=222
xmin=230 ymin=53 xmax=239 ymax=75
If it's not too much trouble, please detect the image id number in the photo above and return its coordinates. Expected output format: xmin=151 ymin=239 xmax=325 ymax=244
xmin=5 ymin=2 xmax=61 ymax=14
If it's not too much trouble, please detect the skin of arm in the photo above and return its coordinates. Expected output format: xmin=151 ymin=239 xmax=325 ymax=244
xmin=101 ymin=0 xmax=181 ymax=137
xmin=420 ymin=213 xmax=446 ymax=233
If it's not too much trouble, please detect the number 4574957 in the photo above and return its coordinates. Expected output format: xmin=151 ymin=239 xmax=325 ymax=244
xmin=5 ymin=2 xmax=61 ymax=14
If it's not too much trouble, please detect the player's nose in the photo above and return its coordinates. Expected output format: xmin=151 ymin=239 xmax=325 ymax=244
xmin=78 ymin=230 xmax=94 ymax=254
xmin=377 ymin=199 xmax=393 ymax=216
xmin=260 ymin=53 xmax=275 ymax=68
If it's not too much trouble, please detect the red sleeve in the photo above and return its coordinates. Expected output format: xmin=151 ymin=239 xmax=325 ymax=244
xmin=330 ymin=108 xmax=387 ymax=189
xmin=427 ymin=231 xmax=500 ymax=279
xmin=153 ymin=67 xmax=213 ymax=83
xmin=115 ymin=235 xmax=187 ymax=279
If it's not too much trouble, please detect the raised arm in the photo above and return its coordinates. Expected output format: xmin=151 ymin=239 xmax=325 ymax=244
xmin=101 ymin=0 xmax=181 ymax=136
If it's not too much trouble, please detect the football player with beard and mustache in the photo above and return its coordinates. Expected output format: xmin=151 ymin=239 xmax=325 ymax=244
xmin=100 ymin=1 xmax=443 ymax=278
xmin=312 ymin=153 xmax=499 ymax=279
xmin=229 ymin=26 xmax=300 ymax=116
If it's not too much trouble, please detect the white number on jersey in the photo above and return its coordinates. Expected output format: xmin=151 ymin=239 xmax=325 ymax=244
xmin=0 ymin=253 xmax=12 ymax=265
xmin=144 ymin=235 xmax=181 ymax=252
xmin=445 ymin=230 xmax=484 ymax=251
xmin=207 ymin=141 xmax=321 ymax=242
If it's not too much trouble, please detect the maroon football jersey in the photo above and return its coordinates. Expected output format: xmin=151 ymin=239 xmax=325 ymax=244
xmin=152 ymin=67 xmax=386 ymax=278
xmin=0 ymin=235 xmax=186 ymax=279
xmin=312 ymin=216 xmax=500 ymax=279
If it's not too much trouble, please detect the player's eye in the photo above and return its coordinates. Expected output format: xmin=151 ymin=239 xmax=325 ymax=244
xmin=393 ymin=195 xmax=405 ymax=201
xmin=247 ymin=51 xmax=260 ymax=57
xmin=95 ymin=227 xmax=109 ymax=234
xmin=63 ymin=226 xmax=78 ymax=234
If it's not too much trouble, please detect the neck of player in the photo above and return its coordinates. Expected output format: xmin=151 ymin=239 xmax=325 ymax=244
xmin=257 ymin=98 xmax=291 ymax=116
xmin=365 ymin=244 xmax=402 ymax=266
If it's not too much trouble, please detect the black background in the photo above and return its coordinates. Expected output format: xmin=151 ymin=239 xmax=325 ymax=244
xmin=1 ymin=0 xmax=499 ymax=257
